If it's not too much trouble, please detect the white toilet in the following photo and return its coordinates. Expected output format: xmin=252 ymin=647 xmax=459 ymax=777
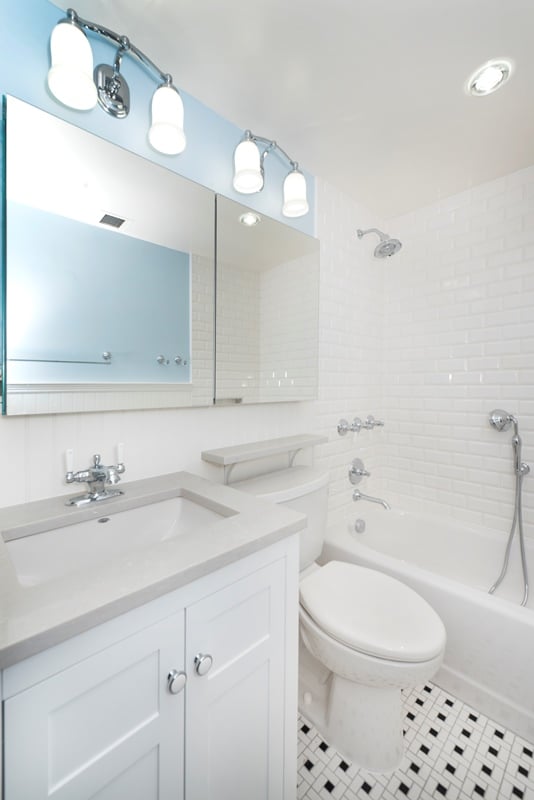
xmin=233 ymin=465 xmax=446 ymax=773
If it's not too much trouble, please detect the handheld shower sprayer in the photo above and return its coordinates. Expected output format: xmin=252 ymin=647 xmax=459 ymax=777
xmin=488 ymin=409 xmax=530 ymax=606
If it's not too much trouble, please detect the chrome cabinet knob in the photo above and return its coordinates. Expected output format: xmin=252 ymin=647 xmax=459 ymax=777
xmin=194 ymin=653 xmax=213 ymax=676
xmin=167 ymin=669 xmax=187 ymax=695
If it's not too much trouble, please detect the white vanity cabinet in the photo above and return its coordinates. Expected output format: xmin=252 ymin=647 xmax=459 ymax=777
xmin=2 ymin=537 xmax=298 ymax=800
xmin=4 ymin=612 xmax=186 ymax=800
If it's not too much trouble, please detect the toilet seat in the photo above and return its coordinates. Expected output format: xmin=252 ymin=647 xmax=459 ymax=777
xmin=299 ymin=561 xmax=446 ymax=663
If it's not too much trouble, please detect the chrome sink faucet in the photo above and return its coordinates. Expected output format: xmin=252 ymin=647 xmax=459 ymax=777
xmin=65 ymin=454 xmax=126 ymax=507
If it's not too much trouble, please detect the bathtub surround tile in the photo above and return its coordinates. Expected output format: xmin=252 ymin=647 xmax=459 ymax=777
xmin=298 ymin=682 xmax=534 ymax=800
xmin=382 ymin=167 xmax=534 ymax=537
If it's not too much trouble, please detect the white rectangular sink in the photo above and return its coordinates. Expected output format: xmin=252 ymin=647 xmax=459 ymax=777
xmin=4 ymin=495 xmax=233 ymax=587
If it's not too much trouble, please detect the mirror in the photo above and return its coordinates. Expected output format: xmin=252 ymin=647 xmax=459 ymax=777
xmin=3 ymin=96 xmax=215 ymax=414
xmin=215 ymin=196 xmax=319 ymax=404
xmin=2 ymin=97 xmax=319 ymax=415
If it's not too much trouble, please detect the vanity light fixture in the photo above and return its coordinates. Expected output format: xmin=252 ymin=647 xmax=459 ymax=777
xmin=47 ymin=8 xmax=186 ymax=155
xmin=233 ymin=130 xmax=309 ymax=218
xmin=467 ymin=59 xmax=512 ymax=96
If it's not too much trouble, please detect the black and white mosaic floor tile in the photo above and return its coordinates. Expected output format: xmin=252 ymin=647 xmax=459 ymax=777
xmin=298 ymin=683 xmax=534 ymax=800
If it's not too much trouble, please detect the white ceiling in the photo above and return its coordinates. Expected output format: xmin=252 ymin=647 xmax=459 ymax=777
xmin=53 ymin=0 xmax=534 ymax=218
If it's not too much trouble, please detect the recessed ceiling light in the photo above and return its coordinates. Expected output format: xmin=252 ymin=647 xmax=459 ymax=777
xmin=239 ymin=211 xmax=261 ymax=226
xmin=467 ymin=60 xmax=512 ymax=96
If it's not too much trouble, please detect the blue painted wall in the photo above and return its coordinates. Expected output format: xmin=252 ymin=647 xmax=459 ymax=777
xmin=0 ymin=0 xmax=315 ymax=235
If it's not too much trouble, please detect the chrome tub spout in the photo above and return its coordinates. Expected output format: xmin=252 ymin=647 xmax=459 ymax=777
xmin=352 ymin=489 xmax=391 ymax=510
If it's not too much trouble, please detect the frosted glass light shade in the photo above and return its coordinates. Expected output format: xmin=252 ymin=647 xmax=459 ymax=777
xmin=148 ymin=85 xmax=186 ymax=155
xmin=47 ymin=21 xmax=97 ymax=110
xmin=282 ymin=169 xmax=309 ymax=217
xmin=233 ymin=139 xmax=263 ymax=193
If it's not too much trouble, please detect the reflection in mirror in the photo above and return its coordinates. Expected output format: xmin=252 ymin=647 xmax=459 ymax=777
xmin=3 ymin=96 xmax=215 ymax=414
xmin=215 ymin=196 xmax=319 ymax=404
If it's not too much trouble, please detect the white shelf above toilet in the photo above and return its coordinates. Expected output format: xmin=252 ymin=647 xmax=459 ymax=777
xmin=201 ymin=434 xmax=327 ymax=484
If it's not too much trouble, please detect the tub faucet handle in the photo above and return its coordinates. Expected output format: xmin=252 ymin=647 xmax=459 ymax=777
xmin=337 ymin=417 xmax=364 ymax=435
xmin=337 ymin=416 xmax=384 ymax=435
xmin=362 ymin=415 xmax=384 ymax=429
xmin=349 ymin=458 xmax=370 ymax=485
xmin=337 ymin=418 xmax=351 ymax=436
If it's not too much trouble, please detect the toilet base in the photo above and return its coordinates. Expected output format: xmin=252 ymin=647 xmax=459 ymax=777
xmin=299 ymin=642 xmax=404 ymax=773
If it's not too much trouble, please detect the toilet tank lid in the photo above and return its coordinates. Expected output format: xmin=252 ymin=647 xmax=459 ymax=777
xmin=232 ymin=466 xmax=329 ymax=503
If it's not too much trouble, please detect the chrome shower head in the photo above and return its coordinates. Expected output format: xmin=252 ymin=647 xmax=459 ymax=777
xmin=357 ymin=228 xmax=402 ymax=258
xmin=374 ymin=238 xmax=402 ymax=258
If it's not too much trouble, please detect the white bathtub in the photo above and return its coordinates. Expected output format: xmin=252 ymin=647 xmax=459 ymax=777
xmin=321 ymin=507 xmax=534 ymax=742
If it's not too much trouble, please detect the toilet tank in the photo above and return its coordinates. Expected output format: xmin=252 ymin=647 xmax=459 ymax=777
xmin=232 ymin=466 xmax=329 ymax=570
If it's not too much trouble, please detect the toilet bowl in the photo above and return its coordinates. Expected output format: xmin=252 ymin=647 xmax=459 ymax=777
xmin=299 ymin=560 xmax=446 ymax=771
xmin=233 ymin=466 xmax=446 ymax=772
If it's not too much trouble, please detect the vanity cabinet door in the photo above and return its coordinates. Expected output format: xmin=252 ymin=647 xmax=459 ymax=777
xmin=4 ymin=611 xmax=185 ymax=800
xmin=184 ymin=558 xmax=290 ymax=800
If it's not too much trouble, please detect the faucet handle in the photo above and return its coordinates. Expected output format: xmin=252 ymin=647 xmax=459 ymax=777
xmin=348 ymin=458 xmax=370 ymax=485
xmin=337 ymin=416 xmax=385 ymax=435
xmin=337 ymin=417 xmax=364 ymax=435
xmin=362 ymin=415 xmax=384 ymax=429
xmin=337 ymin=418 xmax=351 ymax=436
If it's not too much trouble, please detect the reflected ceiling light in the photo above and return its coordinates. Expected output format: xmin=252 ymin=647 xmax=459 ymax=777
xmin=47 ymin=8 xmax=186 ymax=155
xmin=239 ymin=211 xmax=261 ymax=227
xmin=232 ymin=130 xmax=309 ymax=218
xmin=468 ymin=60 xmax=512 ymax=96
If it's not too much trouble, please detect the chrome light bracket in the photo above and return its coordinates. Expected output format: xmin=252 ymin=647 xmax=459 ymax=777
xmin=95 ymin=63 xmax=130 ymax=118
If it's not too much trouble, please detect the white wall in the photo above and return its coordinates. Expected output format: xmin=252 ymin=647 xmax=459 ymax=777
xmin=383 ymin=166 xmax=534 ymax=536
xmin=312 ymin=178 xmax=386 ymax=528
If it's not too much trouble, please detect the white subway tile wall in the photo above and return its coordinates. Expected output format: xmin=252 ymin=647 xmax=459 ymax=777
xmin=312 ymin=177 xmax=387 ymax=528
xmin=383 ymin=166 xmax=534 ymax=535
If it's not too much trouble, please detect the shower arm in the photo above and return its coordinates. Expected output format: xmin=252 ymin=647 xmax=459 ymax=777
xmin=357 ymin=228 xmax=389 ymax=242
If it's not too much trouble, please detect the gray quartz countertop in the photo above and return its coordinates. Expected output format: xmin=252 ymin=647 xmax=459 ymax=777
xmin=0 ymin=471 xmax=305 ymax=669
